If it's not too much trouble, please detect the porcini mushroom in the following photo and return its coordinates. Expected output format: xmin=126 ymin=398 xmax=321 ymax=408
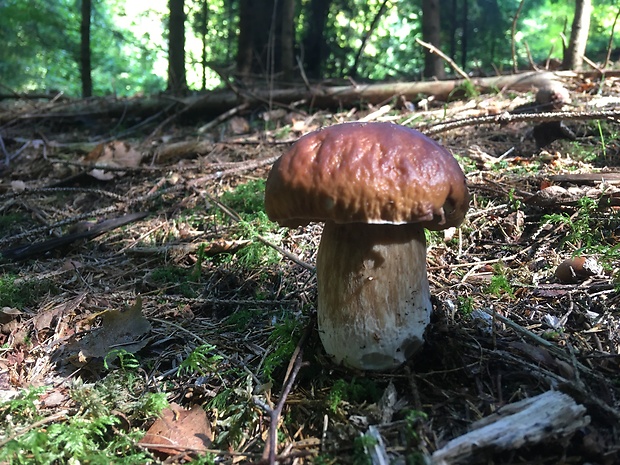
xmin=264 ymin=122 xmax=469 ymax=370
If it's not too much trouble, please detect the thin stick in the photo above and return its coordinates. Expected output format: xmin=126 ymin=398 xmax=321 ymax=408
xmin=198 ymin=102 xmax=250 ymax=133
xmin=254 ymin=333 xmax=307 ymax=465
xmin=415 ymin=38 xmax=469 ymax=80
xmin=604 ymin=8 xmax=620 ymax=68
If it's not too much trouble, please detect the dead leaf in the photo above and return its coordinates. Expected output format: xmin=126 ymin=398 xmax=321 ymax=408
xmin=203 ymin=239 xmax=250 ymax=255
xmin=83 ymin=141 xmax=143 ymax=181
xmin=139 ymin=403 xmax=212 ymax=457
xmin=67 ymin=296 xmax=151 ymax=362
xmin=228 ymin=116 xmax=250 ymax=135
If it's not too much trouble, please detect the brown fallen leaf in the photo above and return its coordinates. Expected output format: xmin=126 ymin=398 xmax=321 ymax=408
xmin=139 ymin=403 xmax=212 ymax=458
xmin=83 ymin=140 xmax=143 ymax=181
xmin=66 ymin=296 xmax=151 ymax=363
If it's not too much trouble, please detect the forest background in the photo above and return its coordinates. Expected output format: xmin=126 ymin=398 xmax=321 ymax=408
xmin=1 ymin=0 xmax=618 ymax=99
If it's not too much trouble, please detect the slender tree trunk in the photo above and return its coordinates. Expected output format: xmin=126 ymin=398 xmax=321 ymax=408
xmin=281 ymin=0 xmax=296 ymax=82
xmin=449 ymin=0 xmax=458 ymax=60
xmin=302 ymin=0 xmax=331 ymax=79
xmin=226 ymin=0 xmax=235 ymax=62
xmin=80 ymin=0 xmax=92 ymax=97
xmin=422 ymin=0 xmax=444 ymax=78
xmin=167 ymin=0 xmax=187 ymax=95
xmin=460 ymin=0 xmax=468 ymax=69
xmin=199 ymin=0 xmax=208 ymax=91
xmin=563 ymin=0 xmax=592 ymax=70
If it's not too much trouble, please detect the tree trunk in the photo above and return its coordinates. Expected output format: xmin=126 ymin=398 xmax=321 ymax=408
xmin=422 ymin=0 xmax=444 ymax=78
xmin=562 ymin=0 xmax=592 ymax=70
xmin=167 ymin=0 xmax=187 ymax=95
xmin=236 ymin=0 xmax=254 ymax=77
xmin=80 ymin=0 xmax=92 ymax=98
xmin=281 ymin=0 xmax=296 ymax=82
xmin=302 ymin=0 xmax=332 ymax=79
xmin=236 ymin=0 xmax=282 ymax=80
xmin=198 ymin=0 xmax=209 ymax=91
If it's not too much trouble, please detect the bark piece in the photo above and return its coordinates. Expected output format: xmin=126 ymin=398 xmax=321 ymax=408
xmin=431 ymin=391 xmax=589 ymax=464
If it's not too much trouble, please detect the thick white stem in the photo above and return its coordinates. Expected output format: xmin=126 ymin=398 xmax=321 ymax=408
xmin=316 ymin=222 xmax=431 ymax=370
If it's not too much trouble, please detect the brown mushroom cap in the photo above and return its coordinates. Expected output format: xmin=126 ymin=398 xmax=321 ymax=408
xmin=265 ymin=122 xmax=469 ymax=230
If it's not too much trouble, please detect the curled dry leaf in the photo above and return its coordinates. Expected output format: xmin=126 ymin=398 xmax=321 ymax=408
xmin=139 ymin=402 xmax=212 ymax=458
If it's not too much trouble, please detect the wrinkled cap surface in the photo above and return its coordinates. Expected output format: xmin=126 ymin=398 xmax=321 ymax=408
xmin=264 ymin=122 xmax=469 ymax=230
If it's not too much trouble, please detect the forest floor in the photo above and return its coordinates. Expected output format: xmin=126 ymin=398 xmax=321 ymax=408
xmin=1 ymin=72 xmax=620 ymax=464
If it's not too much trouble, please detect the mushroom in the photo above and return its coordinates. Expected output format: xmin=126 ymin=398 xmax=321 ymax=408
xmin=555 ymin=256 xmax=602 ymax=283
xmin=264 ymin=122 xmax=469 ymax=370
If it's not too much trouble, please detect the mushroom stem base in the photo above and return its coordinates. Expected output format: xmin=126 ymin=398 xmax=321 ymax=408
xmin=317 ymin=222 xmax=431 ymax=370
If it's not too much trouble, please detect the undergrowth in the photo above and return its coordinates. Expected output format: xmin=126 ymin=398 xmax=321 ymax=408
xmin=0 ymin=372 xmax=168 ymax=465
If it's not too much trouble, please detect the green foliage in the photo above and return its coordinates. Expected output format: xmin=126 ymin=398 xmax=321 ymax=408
xmin=104 ymin=348 xmax=140 ymax=371
xmin=224 ymin=308 xmax=256 ymax=331
xmin=236 ymin=228 xmax=281 ymax=269
xmin=403 ymin=409 xmax=429 ymax=464
xmin=2 ymin=0 xmax=619 ymax=94
xmin=0 ymin=386 xmax=46 ymax=425
xmin=178 ymin=343 xmax=224 ymax=376
xmin=487 ymin=264 xmax=514 ymax=297
xmin=262 ymin=316 xmax=302 ymax=381
xmin=207 ymin=377 xmax=260 ymax=450
xmin=218 ymin=180 xmax=281 ymax=269
xmin=450 ymin=80 xmax=480 ymax=100
xmin=542 ymin=196 xmax=620 ymax=269
xmin=0 ymin=274 xmax=57 ymax=309
xmin=457 ymin=296 xmax=475 ymax=317
xmin=507 ymin=189 xmax=522 ymax=211
xmin=543 ymin=197 xmax=604 ymax=252
xmin=0 ymin=0 xmax=164 ymax=95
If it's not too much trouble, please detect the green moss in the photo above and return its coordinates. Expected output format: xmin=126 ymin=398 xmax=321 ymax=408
xmin=220 ymin=179 xmax=267 ymax=215
xmin=327 ymin=378 xmax=381 ymax=414
xmin=0 ymin=273 xmax=57 ymax=309
xmin=147 ymin=266 xmax=200 ymax=297
xmin=0 ymin=373 xmax=167 ymax=464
